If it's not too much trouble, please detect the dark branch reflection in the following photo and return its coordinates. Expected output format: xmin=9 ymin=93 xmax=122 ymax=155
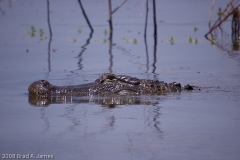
xmin=152 ymin=43 xmax=157 ymax=73
xmin=43 ymin=0 xmax=52 ymax=134
xmin=144 ymin=0 xmax=149 ymax=73
xmin=152 ymin=105 xmax=162 ymax=133
xmin=152 ymin=0 xmax=157 ymax=74
xmin=46 ymin=0 xmax=52 ymax=74
xmin=76 ymin=0 xmax=94 ymax=70
xmin=77 ymin=0 xmax=94 ymax=32
xmin=40 ymin=108 xmax=50 ymax=132
xmin=77 ymin=31 xmax=93 ymax=70
xmin=108 ymin=28 xmax=113 ymax=73
xmin=143 ymin=0 xmax=157 ymax=73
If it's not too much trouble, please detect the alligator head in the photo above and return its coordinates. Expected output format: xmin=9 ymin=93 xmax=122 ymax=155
xmin=28 ymin=80 xmax=52 ymax=96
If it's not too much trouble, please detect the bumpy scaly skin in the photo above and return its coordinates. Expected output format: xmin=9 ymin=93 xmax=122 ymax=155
xmin=28 ymin=73 xmax=193 ymax=96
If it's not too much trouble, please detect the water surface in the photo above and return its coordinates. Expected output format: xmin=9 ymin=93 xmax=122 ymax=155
xmin=0 ymin=0 xmax=240 ymax=160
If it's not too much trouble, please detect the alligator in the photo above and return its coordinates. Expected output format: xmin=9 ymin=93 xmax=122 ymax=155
xmin=28 ymin=73 xmax=194 ymax=97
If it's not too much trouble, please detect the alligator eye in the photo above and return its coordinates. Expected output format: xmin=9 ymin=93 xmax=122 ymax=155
xmin=108 ymin=76 xmax=115 ymax=80
xmin=174 ymin=83 xmax=181 ymax=88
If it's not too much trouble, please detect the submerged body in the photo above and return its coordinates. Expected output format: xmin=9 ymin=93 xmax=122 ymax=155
xmin=28 ymin=73 xmax=193 ymax=96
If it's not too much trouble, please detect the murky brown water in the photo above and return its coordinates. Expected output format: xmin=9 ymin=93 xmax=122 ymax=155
xmin=0 ymin=0 xmax=240 ymax=160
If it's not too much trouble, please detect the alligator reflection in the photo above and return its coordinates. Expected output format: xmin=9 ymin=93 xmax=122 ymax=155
xmin=28 ymin=95 xmax=160 ymax=107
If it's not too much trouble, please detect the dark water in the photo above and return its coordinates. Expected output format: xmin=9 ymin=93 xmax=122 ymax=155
xmin=0 ymin=0 xmax=240 ymax=160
